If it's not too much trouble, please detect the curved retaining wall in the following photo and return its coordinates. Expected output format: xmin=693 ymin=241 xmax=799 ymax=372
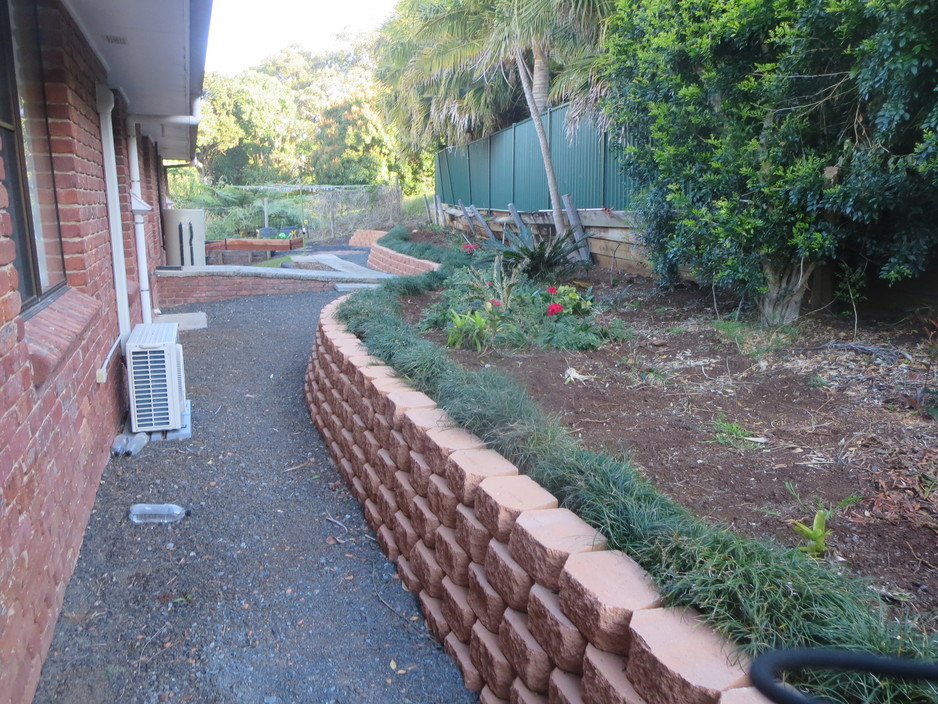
xmin=349 ymin=229 xmax=388 ymax=247
xmin=305 ymin=299 xmax=770 ymax=704
xmin=366 ymin=244 xmax=441 ymax=276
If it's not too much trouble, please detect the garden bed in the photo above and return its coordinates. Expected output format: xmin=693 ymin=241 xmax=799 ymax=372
xmin=391 ymin=252 xmax=938 ymax=623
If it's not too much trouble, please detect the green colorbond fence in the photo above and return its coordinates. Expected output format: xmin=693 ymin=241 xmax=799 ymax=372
xmin=435 ymin=104 xmax=636 ymax=212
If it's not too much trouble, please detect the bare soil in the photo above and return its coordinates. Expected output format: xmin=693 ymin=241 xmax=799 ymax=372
xmin=399 ymin=230 xmax=938 ymax=624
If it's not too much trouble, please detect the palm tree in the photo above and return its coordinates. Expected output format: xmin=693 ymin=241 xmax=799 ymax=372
xmin=377 ymin=0 xmax=614 ymax=235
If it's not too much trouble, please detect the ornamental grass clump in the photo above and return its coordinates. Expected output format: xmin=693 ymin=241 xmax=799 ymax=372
xmin=335 ymin=275 xmax=938 ymax=704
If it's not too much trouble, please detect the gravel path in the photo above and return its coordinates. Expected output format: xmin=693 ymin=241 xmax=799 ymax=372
xmin=35 ymin=292 xmax=477 ymax=704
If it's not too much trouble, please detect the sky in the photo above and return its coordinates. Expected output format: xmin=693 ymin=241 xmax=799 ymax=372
xmin=205 ymin=0 xmax=399 ymax=75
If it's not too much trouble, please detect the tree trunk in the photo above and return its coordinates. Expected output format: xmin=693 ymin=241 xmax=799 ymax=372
xmin=514 ymin=47 xmax=566 ymax=237
xmin=758 ymin=258 xmax=816 ymax=325
xmin=531 ymin=43 xmax=550 ymax=113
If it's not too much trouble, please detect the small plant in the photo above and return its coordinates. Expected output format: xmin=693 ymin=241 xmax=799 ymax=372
xmin=712 ymin=319 xmax=798 ymax=358
xmin=784 ymin=481 xmax=860 ymax=558
xmin=486 ymin=223 xmax=584 ymax=280
xmin=711 ymin=414 xmax=759 ymax=449
xmin=446 ymin=310 xmax=491 ymax=353
xmin=806 ymin=375 xmax=828 ymax=388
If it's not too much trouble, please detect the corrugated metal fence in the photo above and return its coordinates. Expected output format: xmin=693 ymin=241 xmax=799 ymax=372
xmin=435 ymin=104 xmax=637 ymax=212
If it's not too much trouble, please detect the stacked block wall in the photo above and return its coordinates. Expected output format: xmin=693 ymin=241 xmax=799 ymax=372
xmin=305 ymin=300 xmax=770 ymax=704
xmin=0 ymin=0 xmax=171 ymax=700
xmin=366 ymin=244 xmax=441 ymax=276
xmin=348 ymin=229 xmax=387 ymax=247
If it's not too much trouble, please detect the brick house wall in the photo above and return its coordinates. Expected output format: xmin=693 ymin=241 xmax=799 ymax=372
xmin=0 ymin=2 xmax=171 ymax=701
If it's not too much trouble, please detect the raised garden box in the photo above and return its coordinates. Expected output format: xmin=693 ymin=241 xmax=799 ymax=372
xmin=205 ymin=236 xmax=303 ymax=252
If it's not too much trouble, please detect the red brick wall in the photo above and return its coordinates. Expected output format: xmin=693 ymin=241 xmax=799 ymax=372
xmin=156 ymin=272 xmax=334 ymax=307
xmin=0 ymin=2 xmax=170 ymax=701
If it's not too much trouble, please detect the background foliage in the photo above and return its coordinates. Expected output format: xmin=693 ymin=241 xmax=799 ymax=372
xmin=604 ymin=0 xmax=938 ymax=323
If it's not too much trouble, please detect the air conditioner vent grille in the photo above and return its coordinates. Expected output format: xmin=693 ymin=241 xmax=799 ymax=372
xmin=127 ymin=323 xmax=187 ymax=432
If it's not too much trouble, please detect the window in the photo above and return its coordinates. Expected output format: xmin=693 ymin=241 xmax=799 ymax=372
xmin=0 ymin=0 xmax=65 ymax=312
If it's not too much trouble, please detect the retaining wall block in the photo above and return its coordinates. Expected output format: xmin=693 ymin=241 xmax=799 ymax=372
xmin=475 ymin=476 xmax=559 ymax=543
xmin=392 ymin=510 xmax=419 ymax=559
xmin=357 ymin=397 xmax=376 ymax=429
xmin=419 ymin=590 xmax=451 ymax=642
xmin=719 ymin=688 xmax=775 ymax=704
xmin=455 ymin=503 xmax=493 ymax=564
xmin=484 ymin=539 xmax=533 ymax=611
xmin=374 ymin=448 xmax=398 ymax=485
xmin=409 ymin=451 xmax=434 ymax=497
xmin=396 ymin=554 xmax=421 ymax=593
xmin=348 ymin=477 xmax=367 ymax=505
xmin=625 ymin=608 xmax=749 ymax=704
xmin=582 ymin=645 xmax=647 ymax=704
xmin=337 ymin=458 xmax=355 ymax=486
xmin=509 ymin=509 xmax=607 ymax=592
xmin=362 ymin=431 xmax=381 ymax=466
xmin=499 ymin=608 xmax=553 ymax=693
xmin=402 ymin=406 xmax=453 ymax=455
xmin=363 ymin=498 xmax=383 ymax=532
xmin=480 ymin=686 xmax=510 ymax=704
xmin=376 ymin=524 xmax=400 ymax=562
xmin=385 ymin=390 xmax=438 ymax=430
xmin=361 ymin=463 xmax=382 ymax=500
xmin=391 ymin=471 xmax=417 ymax=520
xmin=423 ymin=426 xmax=485 ymax=471
xmin=373 ymin=413 xmax=393 ymax=447
xmin=435 ymin=525 xmax=471 ymax=587
xmin=350 ymin=412 xmax=367 ymax=446
xmin=441 ymin=576 xmax=476 ymax=643
xmin=467 ymin=561 xmax=508 ymax=633
xmin=410 ymin=539 xmax=445 ymax=598
xmin=549 ymin=669 xmax=585 ymax=704
xmin=528 ymin=584 xmax=587 ymax=674
xmin=369 ymin=378 xmax=415 ymax=417
xmin=445 ymin=449 xmax=520 ymax=507
xmin=376 ymin=485 xmax=399 ymax=525
xmin=511 ymin=679 xmax=549 ymax=704
xmin=558 ymin=550 xmax=661 ymax=656
xmin=355 ymin=364 xmax=398 ymax=392
xmin=445 ymin=634 xmax=484 ymax=693
xmin=471 ymin=621 xmax=516 ymax=700
xmin=410 ymin=496 xmax=441 ymax=548
xmin=387 ymin=430 xmax=411 ymax=470
xmin=427 ymin=474 xmax=460 ymax=528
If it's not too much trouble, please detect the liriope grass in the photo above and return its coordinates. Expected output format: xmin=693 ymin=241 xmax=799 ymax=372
xmin=336 ymin=281 xmax=938 ymax=704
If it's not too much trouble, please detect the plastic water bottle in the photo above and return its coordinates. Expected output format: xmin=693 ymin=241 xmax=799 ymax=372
xmin=128 ymin=503 xmax=187 ymax=524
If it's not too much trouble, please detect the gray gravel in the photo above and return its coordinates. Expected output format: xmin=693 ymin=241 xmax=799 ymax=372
xmin=35 ymin=291 xmax=477 ymax=704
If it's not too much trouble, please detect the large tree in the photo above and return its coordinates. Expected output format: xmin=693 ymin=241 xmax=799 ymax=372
xmin=377 ymin=0 xmax=614 ymax=234
xmin=606 ymin=0 xmax=938 ymax=324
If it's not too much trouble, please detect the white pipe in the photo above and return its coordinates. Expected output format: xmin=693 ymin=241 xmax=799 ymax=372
xmin=95 ymin=335 xmax=122 ymax=383
xmin=126 ymin=120 xmax=153 ymax=324
xmin=96 ymin=84 xmax=132 ymax=349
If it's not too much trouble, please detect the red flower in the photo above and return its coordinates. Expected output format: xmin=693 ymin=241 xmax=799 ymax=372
xmin=490 ymin=299 xmax=502 ymax=307
xmin=486 ymin=281 xmax=493 ymax=286
xmin=462 ymin=243 xmax=477 ymax=253
xmin=547 ymin=303 xmax=563 ymax=316
xmin=547 ymin=286 xmax=558 ymax=294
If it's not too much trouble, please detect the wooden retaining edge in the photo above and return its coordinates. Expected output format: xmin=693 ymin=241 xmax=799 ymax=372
xmin=305 ymin=301 xmax=770 ymax=704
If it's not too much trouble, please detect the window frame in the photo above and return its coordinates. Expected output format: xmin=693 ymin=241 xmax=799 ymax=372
xmin=0 ymin=0 xmax=67 ymax=315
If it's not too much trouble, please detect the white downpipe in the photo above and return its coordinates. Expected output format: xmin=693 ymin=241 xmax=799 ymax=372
xmin=130 ymin=98 xmax=202 ymax=127
xmin=126 ymin=121 xmax=153 ymax=324
xmin=96 ymin=84 xmax=132 ymax=349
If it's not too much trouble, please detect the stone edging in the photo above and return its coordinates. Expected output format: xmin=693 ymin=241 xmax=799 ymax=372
xmin=305 ymin=297 xmax=770 ymax=704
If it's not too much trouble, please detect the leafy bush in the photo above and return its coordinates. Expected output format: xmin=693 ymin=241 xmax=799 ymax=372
xmin=483 ymin=222 xmax=585 ymax=280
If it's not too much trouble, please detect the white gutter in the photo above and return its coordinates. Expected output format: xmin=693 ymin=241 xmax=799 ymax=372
xmin=96 ymin=84 xmax=132 ymax=349
xmin=131 ymin=98 xmax=202 ymax=127
xmin=126 ymin=120 xmax=153 ymax=324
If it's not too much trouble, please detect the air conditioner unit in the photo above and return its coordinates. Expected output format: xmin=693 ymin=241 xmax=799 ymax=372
xmin=126 ymin=323 xmax=187 ymax=433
